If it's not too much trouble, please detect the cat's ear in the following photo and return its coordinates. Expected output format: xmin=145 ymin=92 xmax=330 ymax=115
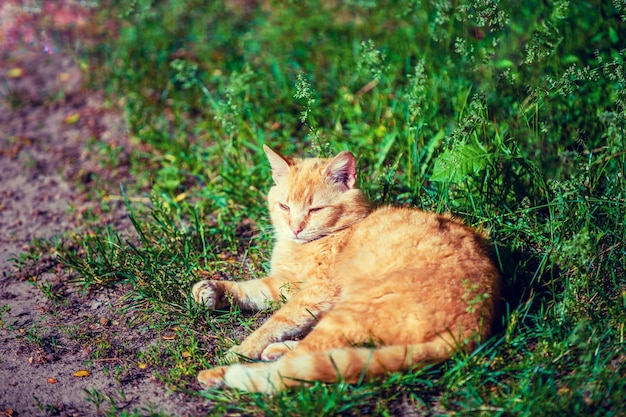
xmin=324 ymin=151 xmax=357 ymax=190
xmin=263 ymin=145 xmax=292 ymax=184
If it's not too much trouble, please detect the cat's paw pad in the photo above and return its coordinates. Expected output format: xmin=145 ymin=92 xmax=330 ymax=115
xmin=197 ymin=366 xmax=228 ymax=389
xmin=222 ymin=343 xmax=259 ymax=363
xmin=223 ymin=340 xmax=270 ymax=362
xmin=222 ymin=346 xmax=244 ymax=364
xmin=192 ymin=280 xmax=218 ymax=309
xmin=261 ymin=341 xmax=299 ymax=361
xmin=223 ymin=363 xmax=282 ymax=394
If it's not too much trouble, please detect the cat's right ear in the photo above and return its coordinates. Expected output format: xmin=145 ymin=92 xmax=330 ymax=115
xmin=324 ymin=151 xmax=357 ymax=190
xmin=263 ymin=145 xmax=292 ymax=184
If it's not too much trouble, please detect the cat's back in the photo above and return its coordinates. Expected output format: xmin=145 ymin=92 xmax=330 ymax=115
xmin=335 ymin=206 xmax=498 ymax=285
xmin=351 ymin=206 xmax=489 ymax=252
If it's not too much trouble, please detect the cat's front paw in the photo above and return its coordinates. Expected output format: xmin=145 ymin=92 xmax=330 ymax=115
xmin=222 ymin=345 xmax=244 ymax=364
xmin=198 ymin=363 xmax=285 ymax=394
xmin=192 ymin=280 xmax=225 ymax=309
xmin=223 ymin=363 xmax=283 ymax=394
xmin=261 ymin=341 xmax=299 ymax=361
xmin=197 ymin=366 xmax=228 ymax=389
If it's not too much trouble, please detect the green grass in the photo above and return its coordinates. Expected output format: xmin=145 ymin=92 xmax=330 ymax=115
xmin=41 ymin=0 xmax=626 ymax=415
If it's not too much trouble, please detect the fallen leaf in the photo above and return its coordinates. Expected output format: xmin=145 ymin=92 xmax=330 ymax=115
xmin=47 ymin=378 xmax=58 ymax=384
xmin=73 ymin=370 xmax=90 ymax=377
xmin=181 ymin=351 xmax=191 ymax=358
xmin=63 ymin=113 xmax=80 ymax=125
xmin=7 ymin=68 xmax=23 ymax=78
xmin=162 ymin=335 xmax=175 ymax=341
xmin=137 ymin=362 xmax=148 ymax=369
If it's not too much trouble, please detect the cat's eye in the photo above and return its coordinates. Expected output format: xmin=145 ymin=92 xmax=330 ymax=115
xmin=309 ymin=206 xmax=325 ymax=213
xmin=278 ymin=203 xmax=290 ymax=211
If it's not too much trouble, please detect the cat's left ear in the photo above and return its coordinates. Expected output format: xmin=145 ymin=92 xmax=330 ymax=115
xmin=324 ymin=151 xmax=357 ymax=190
xmin=263 ymin=145 xmax=292 ymax=184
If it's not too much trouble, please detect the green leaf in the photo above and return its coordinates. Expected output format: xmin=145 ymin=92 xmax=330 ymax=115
xmin=495 ymin=59 xmax=515 ymax=68
xmin=430 ymin=142 xmax=491 ymax=183
xmin=608 ymin=27 xmax=618 ymax=44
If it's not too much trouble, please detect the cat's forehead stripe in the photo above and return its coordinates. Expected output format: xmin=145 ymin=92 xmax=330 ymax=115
xmin=289 ymin=171 xmax=317 ymax=203
xmin=287 ymin=159 xmax=327 ymax=203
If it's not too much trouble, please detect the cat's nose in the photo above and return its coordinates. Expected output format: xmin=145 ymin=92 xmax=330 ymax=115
xmin=291 ymin=226 xmax=303 ymax=237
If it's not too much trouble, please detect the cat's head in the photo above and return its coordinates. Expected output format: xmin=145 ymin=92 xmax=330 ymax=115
xmin=264 ymin=145 xmax=371 ymax=243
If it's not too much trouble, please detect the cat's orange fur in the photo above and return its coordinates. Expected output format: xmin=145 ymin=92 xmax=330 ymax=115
xmin=191 ymin=145 xmax=501 ymax=393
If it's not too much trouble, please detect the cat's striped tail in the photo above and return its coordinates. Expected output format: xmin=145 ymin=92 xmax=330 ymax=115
xmin=220 ymin=337 xmax=460 ymax=393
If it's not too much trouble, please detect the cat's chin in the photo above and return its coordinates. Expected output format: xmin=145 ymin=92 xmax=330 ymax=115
xmin=289 ymin=234 xmax=322 ymax=244
xmin=291 ymin=237 xmax=310 ymax=244
xmin=277 ymin=229 xmax=319 ymax=244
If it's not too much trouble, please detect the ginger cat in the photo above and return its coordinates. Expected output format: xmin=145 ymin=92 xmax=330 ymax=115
xmin=191 ymin=145 xmax=501 ymax=393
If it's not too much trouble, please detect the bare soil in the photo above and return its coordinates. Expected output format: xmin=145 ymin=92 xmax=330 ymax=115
xmin=0 ymin=2 xmax=209 ymax=415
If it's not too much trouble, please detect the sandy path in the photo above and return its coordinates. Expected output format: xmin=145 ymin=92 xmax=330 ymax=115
xmin=0 ymin=5 xmax=209 ymax=415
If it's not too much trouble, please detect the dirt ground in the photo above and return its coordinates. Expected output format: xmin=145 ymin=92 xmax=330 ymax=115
xmin=0 ymin=2 xmax=210 ymax=415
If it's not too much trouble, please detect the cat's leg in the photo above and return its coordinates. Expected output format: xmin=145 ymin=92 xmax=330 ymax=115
xmin=203 ymin=333 xmax=455 ymax=393
xmin=293 ymin=308 xmax=376 ymax=352
xmin=226 ymin=285 xmax=338 ymax=360
xmin=192 ymin=275 xmax=296 ymax=311
xmin=198 ymin=310 xmax=406 ymax=391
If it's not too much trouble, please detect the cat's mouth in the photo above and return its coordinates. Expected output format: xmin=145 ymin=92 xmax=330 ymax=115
xmin=290 ymin=232 xmax=324 ymax=244
xmin=289 ymin=221 xmax=361 ymax=243
xmin=291 ymin=235 xmax=316 ymax=244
